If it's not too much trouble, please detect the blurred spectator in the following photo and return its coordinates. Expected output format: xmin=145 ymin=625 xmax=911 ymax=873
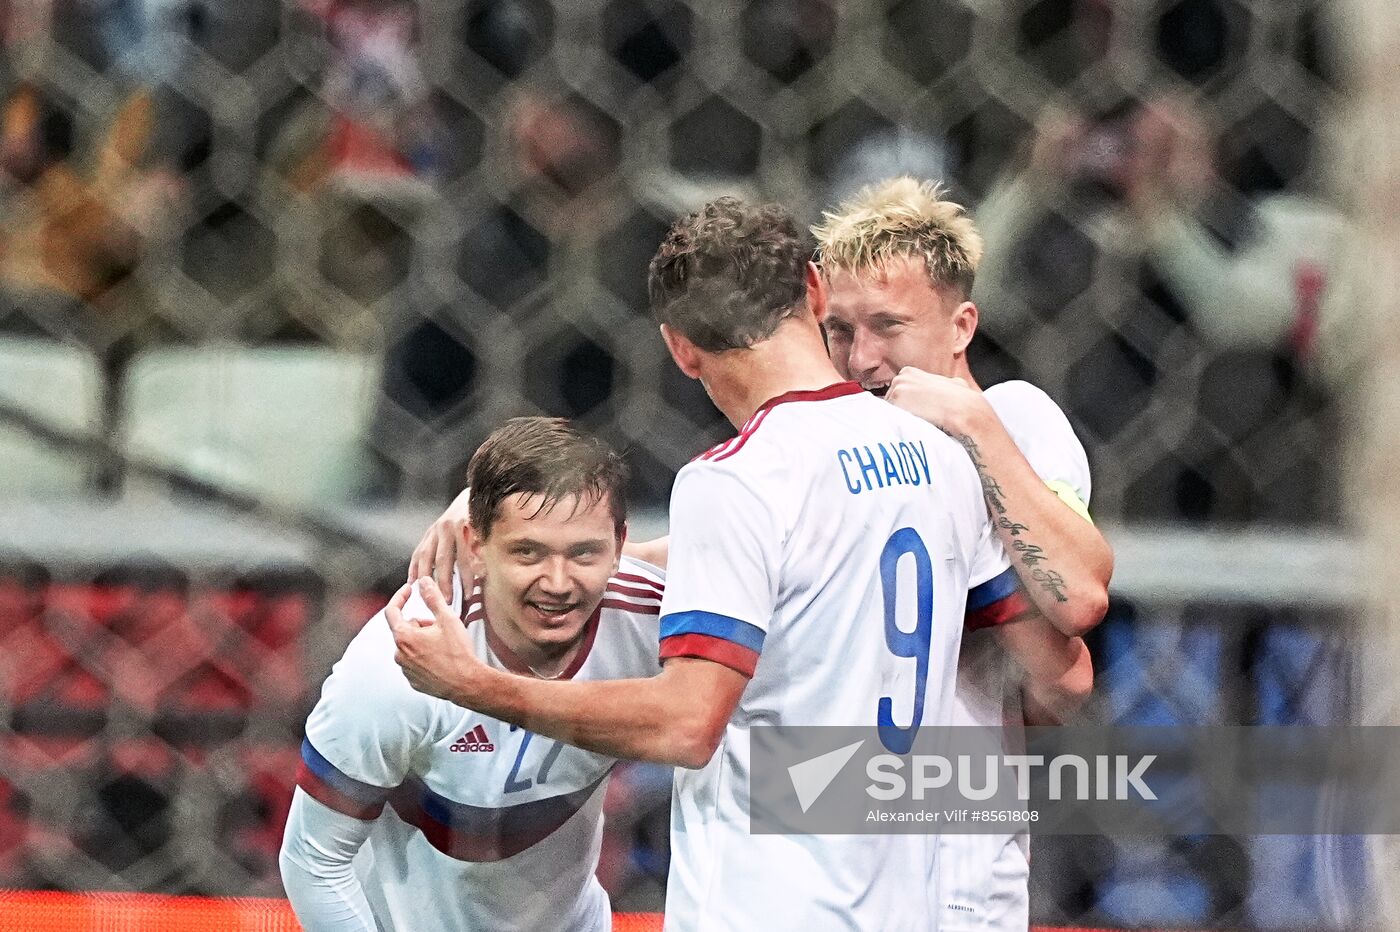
xmin=0 ymin=83 xmax=177 ymax=358
xmin=1121 ymin=102 xmax=1349 ymax=368
xmin=99 ymin=0 xmax=190 ymax=83
xmin=509 ymin=92 xmax=622 ymax=199
xmin=977 ymin=99 xmax=1350 ymax=364
xmin=241 ymin=1 xmax=443 ymax=350
xmin=323 ymin=0 xmax=440 ymax=183
xmin=972 ymin=97 xmax=1345 ymax=524
xmin=365 ymin=88 xmax=628 ymax=500
xmin=1118 ymin=101 xmax=1363 ymax=399
xmin=463 ymin=0 xmax=553 ymax=79
xmin=270 ymin=0 xmax=441 ymax=196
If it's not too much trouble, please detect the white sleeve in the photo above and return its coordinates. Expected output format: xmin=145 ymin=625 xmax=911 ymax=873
xmin=401 ymin=568 xmax=465 ymax=622
xmin=656 ymin=462 xmax=780 ymax=678
xmin=279 ymin=789 xmax=378 ymax=931
xmin=297 ymin=614 xmax=437 ymax=815
xmin=987 ymin=382 xmax=1092 ymax=506
xmin=968 ymin=510 xmax=1012 ymax=590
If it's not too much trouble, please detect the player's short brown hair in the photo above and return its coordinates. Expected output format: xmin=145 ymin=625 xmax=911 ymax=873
xmin=467 ymin=417 xmax=627 ymax=539
xmin=647 ymin=196 xmax=811 ymax=352
xmin=812 ymin=176 xmax=983 ymax=298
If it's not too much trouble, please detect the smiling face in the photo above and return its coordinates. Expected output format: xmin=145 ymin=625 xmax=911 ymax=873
xmin=822 ymin=256 xmax=976 ymax=392
xmin=472 ymin=491 xmax=622 ymax=654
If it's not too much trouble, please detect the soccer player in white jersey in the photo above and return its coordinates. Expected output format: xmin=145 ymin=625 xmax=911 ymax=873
xmin=813 ymin=177 xmax=1114 ymax=931
xmin=389 ymin=196 xmax=1031 ymax=930
xmin=278 ymin=417 xmax=666 ymax=932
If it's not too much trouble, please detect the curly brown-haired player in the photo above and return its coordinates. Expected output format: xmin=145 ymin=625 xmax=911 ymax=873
xmin=388 ymin=196 xmax=1033 ymax=930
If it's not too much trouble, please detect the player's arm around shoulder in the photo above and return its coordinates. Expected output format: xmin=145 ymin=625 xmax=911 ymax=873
xmin=388 ymin=578 xmax=746 ymax=770
xmin=889 ymin=369 xmax=1112 ymax=638
xmin=390 ymin=460 xmax=773 ymax=770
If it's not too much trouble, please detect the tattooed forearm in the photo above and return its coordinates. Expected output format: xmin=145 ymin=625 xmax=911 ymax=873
xmin=1031 ymin=568 xmax=1069 ymax=602
xmin=957 ymin=435 xmax=1070 ymax=603
xmin=958 ymin=437 xmax=1007 ymax=515
xmin=1010 ymin=540 xmax=1048 ymax=566
xmin=998 ymin=517 xmax=1030 ymax=536
xmin=980 ymin=476 xmax=1008 ymax=515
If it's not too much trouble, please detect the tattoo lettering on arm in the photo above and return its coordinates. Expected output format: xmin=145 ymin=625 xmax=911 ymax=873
xmin=957 ymin=435 xmax=1070 ymax=605
xmin=979 ymin=475 xmax=1009 ymax=515
xmin=1030 ymin=567 xmax=1069 ymax=601
xmin=1010 ymin=540 xmax=1048 ymax=566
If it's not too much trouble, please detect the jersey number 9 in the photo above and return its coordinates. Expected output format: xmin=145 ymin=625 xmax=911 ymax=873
xmin=876 ymin=527 xmax=934 ymax=755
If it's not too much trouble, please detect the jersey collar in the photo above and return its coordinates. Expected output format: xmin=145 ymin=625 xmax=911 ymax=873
xmin=465 ymin=581 xmax=602 ymax=682
xmin=744 ymin=381 xmax=864 ymax=428
xmin=694 ymin=381 xmax=866 ymax=464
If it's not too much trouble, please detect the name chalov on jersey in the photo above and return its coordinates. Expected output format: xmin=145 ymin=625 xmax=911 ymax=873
xmin=661 ymin=381 xmax=1030 ymax=932
xmin=836 ymin=438 xmax=934 ymax=494
xmin=292 ymin=557 xmax=665 ymax=932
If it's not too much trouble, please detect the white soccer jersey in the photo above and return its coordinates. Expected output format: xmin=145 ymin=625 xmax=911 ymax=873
xmin=656 ymin=381 xmax=1026 ymax=932
xmin=938 ymin=380 xmax=1093 ymax=932
xmin=283 ymin=557 xmax=665 ymax=932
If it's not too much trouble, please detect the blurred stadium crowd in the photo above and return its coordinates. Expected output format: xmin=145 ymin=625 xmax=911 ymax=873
xmin=0 ymin=0 xmax=1368 ymax=927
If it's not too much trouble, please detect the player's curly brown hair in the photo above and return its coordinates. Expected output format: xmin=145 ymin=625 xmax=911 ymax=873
xmin=467 ymin=417 xmax=627 ymax=540
xmin=647 ymin=196 xmax=811 ymax=352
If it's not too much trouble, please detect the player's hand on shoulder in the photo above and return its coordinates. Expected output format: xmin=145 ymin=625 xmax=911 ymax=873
xmin=409 ymin=486 xmax=472 ymax=595
xmin=886 ymin=367 xmax=990 ymax=439
xmin=386 ymin=579 xmax=484 ymax=706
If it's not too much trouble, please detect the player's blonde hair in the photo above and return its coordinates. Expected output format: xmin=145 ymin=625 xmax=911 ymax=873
xmin=812 ymin=177 xmax=984 ymax=297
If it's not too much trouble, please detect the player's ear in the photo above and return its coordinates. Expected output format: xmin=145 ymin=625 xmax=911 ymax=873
xmin=467 ymin=524 xmax=488 ymax=577
xmin=660 ymin=324 xmax=703 ymax=380
xmin=950 ymin=299 xmax=978 ymax=356
xmin=614 ymin=522 xmax=627 ymax=571
xmin=805 ymin=261 xmax=829 ymax=325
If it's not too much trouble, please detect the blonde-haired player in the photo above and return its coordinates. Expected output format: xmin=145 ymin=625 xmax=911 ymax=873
xmin=814 ymin=176 xmax=1113 ymax=931
xmin=391 ymin=196 xmax=1036 ymax=930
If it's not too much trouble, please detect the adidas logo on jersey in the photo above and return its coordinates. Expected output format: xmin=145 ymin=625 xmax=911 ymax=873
xmin=450 ymin=724 xmax=495 ymax=753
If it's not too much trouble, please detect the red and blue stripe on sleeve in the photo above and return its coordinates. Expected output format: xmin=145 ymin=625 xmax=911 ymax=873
xmin=965 ymin=567 xmax=1034 ymax=631
xmin=296 ymin=737 xmax=391 ymax=820
xmin=659 ymin=610 xmax=765 ymax=678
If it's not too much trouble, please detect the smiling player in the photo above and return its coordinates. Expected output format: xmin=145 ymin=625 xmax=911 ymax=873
xmin=814 ymin=177 xmax=1112 ymax=931
xmin=279 ymin=417 xmax=665 ymax=932
xmin=388 ymin=197 xmax=1032 ymax=930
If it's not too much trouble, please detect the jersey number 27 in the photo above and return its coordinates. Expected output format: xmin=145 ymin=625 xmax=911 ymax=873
xmin=504 ymin=728 xmax=565 ymax=793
